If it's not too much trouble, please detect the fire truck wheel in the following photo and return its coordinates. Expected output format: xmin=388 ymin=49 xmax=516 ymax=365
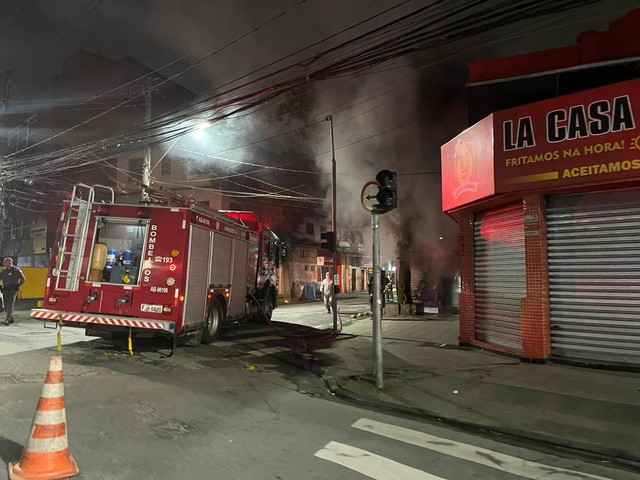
xmin=202 ymin=298 xmax=223 ymax=344
xmin=262 ymin=295 xmax=274 ymax=323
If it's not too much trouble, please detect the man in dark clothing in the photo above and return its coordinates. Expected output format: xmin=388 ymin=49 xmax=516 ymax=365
xmin=368 ymin=272 xmax=389 ymax=309
xmin=0 ymin=257 xmax=25 ymax=325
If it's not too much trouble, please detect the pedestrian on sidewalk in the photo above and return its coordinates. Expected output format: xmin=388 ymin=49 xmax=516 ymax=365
xmin=0 ymin=257 xmax=25 ymax=326
xmin=384 ymin=273 xmax=393 ymax=303
xmin=321 ymin=272 xmax=333 ymax=313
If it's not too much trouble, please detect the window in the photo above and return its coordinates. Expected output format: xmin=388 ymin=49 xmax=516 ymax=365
xmin=87 ymin=218 xmax=148 ymax=284
xmin=263 ymin=238 xmax=272 ymax=261
xmin=306 ymin=223 xmax=314 ymax=235
xmin=7 ymin=114 xmax=37 ymax=153
xmin=161 ymin=157 xmax=171 ymax=176
xmin=18 ymin=255 xmax=32 ymax=267
xmin=35 ymin=253 xmax=50 ymax=267
xmin=129 ymin=158 xmax=143 ymax=181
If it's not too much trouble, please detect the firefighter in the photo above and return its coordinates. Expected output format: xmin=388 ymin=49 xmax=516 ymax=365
xmin=384 ymin=273 xmax=394 ymax=303
xmin=321 ymin=272 xmax=333 ymax=313
xmin=368 ymin=272 xmax=390 ymax=309
xmin=0 ymin=257 xmax=25 ymax=326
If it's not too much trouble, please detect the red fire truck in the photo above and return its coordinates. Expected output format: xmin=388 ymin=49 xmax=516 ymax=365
xmin=31 ymin=184 xmax=280 ymax=352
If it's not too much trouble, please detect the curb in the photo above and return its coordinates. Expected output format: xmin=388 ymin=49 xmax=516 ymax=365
xmin=319 ymin=372 xmax=640 ymax=470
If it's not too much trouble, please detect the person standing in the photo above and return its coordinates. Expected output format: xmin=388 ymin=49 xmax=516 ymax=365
xmin=320 ymin=272 xmax=333 ymax=314
xmin=384 ymin=273 xmax=393 ymax=303
xmin=0 ymin=257 xmax=25 ymax=326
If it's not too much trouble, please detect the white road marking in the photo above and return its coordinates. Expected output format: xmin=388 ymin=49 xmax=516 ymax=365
xmin=244 ymin=346 xmax=290 ymax=357
xmin=315 ymin=441 xmax=445 ymax=480
xmin=0 ymin=321 xmax=93 ymax=356
xmin=352 ymin=418 xmax=613 ymax=480
xmin=216 ymin=335 xmax=281 ymax=347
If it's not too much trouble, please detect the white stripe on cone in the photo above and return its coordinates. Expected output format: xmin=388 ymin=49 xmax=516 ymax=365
xmin=33 ymin=409 xmax=67 ymax=426
xmin=41 ymin=383 xmax=64 ymax=398
xmin=49 ymin=357 xmax=62 ymax=371
xmin=24 ymin=435 xmax=70 ymax=454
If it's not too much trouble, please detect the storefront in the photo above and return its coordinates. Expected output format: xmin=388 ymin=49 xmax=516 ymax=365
xmin=442 ymin=78 xmax=640 ymax=366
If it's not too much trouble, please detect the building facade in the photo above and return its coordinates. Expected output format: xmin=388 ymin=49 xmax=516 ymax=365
xmin=441 ymin=9 xmax=640 ymax=367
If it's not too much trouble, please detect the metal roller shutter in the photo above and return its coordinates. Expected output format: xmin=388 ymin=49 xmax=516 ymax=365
xmin=474 ymin=204 xmax=525 ymax=351
xmin=547 ymin=190 xmax=640 ymax=365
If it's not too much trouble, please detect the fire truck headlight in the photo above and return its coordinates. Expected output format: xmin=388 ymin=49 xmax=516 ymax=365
xmin=170 ymin=249 xmax=179 ymax=258
xmin=166 ymin=277 xmax=175 ymax=286
xmin=168 ymin=263 xmax=177 ymax=272
xmin=48 ymin=295 xmax=58 ymax=305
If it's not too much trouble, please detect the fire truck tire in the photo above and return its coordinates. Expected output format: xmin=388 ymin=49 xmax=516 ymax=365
xmin=202 ymin=298 xmax=223 ymax=344
xmin=262 ymin=294 xmax=275 ymax=323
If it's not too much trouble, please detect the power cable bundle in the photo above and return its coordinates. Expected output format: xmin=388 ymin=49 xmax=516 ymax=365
xmin=2 ymin=0 xmax=603 ymax=201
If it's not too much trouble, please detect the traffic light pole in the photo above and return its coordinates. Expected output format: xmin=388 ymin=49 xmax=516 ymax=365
xmin=361 ymin=170 xmax=396 ymax=390
xmin=327 ymin=115 xmax=338 ymax=332
xmin=372 ymin=211 xmax=383 ymax=389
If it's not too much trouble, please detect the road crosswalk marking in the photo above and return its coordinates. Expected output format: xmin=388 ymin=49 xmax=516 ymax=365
xmin=352 ymin=418 xmax=613 ymax=480
xmin=244 ymin=346 xmax=291 ymax=357
xmin=315 ymin=441 xmax=445 ymax=480
xmin=216 ymin=335 xmax=281 ymax=347
xmin=216 ymin=326 xmax=293 ymax=358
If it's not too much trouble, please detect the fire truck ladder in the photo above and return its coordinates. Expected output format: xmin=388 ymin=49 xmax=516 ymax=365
xmin=54 ymin=184 xmax=115 ymax=292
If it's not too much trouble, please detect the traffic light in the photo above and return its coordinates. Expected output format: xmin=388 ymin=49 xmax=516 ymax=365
xmin=375 ymin=169 xmax=397 ymax=214
xmin=320 ymin=230 xmax=336 ymax=252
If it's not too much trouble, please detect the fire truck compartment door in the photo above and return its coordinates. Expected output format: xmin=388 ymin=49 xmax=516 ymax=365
xmin=210 ymin=233 xmax=233 ymax=285
xmin=229 ymin=238 xmax=249 ymax=316
xmin=183 ymin=226 xmax=211 ymax=329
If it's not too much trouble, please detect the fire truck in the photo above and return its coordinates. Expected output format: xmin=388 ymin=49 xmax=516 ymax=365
xmin=30 ymin=184 xmax=280 ymax=352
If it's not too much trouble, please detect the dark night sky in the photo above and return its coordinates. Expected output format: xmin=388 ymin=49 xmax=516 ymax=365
xmin=2 ymin=0 xmax=639 ymax=265
xmin=2 ymin=1 xmax=636 ymax=95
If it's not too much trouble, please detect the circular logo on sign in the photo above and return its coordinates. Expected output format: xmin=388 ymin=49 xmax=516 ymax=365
xmin=454 ymin=139 xmax=474 ymax=185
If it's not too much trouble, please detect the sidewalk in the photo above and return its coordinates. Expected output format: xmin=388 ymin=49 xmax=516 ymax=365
xmin=311 ymin=311 xmax=640 ymax=465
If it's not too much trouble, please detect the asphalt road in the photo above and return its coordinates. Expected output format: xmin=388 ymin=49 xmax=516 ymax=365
xmin=0 ymin=304 xmax=636 ymax=479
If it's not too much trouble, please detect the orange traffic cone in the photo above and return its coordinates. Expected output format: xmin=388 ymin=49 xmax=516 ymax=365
xmin=8 ymin=355 xmax=79 ymax=480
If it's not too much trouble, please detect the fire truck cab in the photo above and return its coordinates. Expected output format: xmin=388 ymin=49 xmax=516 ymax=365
xmin=31 ymin=184 xmax=280 ymax=349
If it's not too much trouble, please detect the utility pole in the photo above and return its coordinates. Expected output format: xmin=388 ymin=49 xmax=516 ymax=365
xmin=0 ymin=70 xmax=15 ymax=257
xmin=141 ymin=77 xmax=153 ymax=202
xmin=326 ymin=115 xmax=338 ymax=332
xmin=0 ymin=178 xmax=5 ymax=258
xmin=371 ymin=212 xmax=383 ymax=389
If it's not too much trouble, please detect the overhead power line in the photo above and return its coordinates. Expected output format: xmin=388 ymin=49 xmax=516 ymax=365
xmin=3 ymin=0 xmax=604 ymax=191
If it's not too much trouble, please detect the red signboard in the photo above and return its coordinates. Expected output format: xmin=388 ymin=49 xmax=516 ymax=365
xmin=494 ymin=78 xmax=640 ymax=193
xmin=441 ymin=114 xmax=495 ymax=211
xmin=441 ymin=78 xmax=640 ymax=211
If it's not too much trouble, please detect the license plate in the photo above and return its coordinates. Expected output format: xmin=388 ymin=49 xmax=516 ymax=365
xmin=140 ymin=304 xmax=163 ymax=314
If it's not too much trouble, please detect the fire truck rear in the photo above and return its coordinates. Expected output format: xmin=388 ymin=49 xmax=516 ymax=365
xmin=31 ymin=184 xmax=280 ymax=349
